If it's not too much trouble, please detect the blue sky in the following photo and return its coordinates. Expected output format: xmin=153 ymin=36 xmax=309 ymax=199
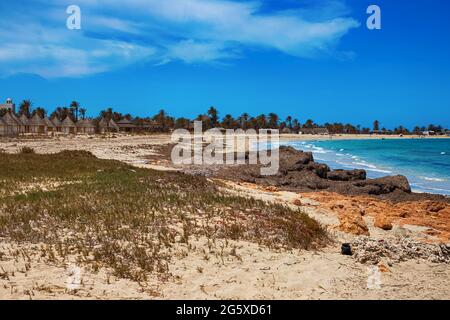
xmin=0 ymin=0 xmax=449 ymax=129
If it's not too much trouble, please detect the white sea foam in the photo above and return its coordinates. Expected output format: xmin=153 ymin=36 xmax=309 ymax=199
xmin=421 ymin=176 xmax=446 ymax=182
xmin=353 ymin=162 xmax=377 ymax=169
xmin=365 ymin=168 xmax=393 ymax=174
xmin=285 ymin=140 xmax=450 ymax=196
xmin=312 ymin=147 xmax=328 ymax=154
xmin=411 ymin=184 xmax=450 ymax=194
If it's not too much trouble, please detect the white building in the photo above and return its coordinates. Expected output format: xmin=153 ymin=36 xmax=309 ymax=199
xmin=0 ymin=98 xmax=15 ymax=113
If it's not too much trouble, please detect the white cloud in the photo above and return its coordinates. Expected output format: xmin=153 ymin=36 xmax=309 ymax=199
xmin=0 ymin=0 xmax=359 ymax=77
xmin=88 ymin=16 xmax=143 ymax=34
xmin=165 ymin=40 xmax=238 ymax=64
xmin=0 ymin=21 xmax=155 ymax=78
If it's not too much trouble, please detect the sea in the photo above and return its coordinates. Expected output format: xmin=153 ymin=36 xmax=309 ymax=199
xmin=280 ymin=138 xmax=450 ymax=195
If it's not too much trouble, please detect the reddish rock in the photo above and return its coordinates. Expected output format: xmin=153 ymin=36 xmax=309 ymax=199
xmin=426 ymin=201 xmax=446 ymax=213
xmin=264 ymin=186 xmax=279 ymax=192
xmin=378 ymin=262 xmax=391 ymax=273
xmin=374 ymin=215 xmax=393 ymax=230
xmin=338 ymin=214 xmax=370 ymax=236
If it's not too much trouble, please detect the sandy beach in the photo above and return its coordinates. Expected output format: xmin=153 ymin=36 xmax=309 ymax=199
xmin=0 ymin=133 xmax=449 ymax=300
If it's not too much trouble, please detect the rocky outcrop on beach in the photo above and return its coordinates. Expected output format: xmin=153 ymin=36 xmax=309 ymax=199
xmin=327 ymin=169 xmax=366 ymax=181
xmin=302 ymin=191 xmax=450 ymax=241
xmin=217 ymin=146 xmax=423 ymax=201
xmin=169 ymin=143 xmax=449 ymax=204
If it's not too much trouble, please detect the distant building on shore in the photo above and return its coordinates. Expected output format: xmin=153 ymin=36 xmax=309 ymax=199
xmin=0 ymin=98 xmax=15 ymax=113
xmin=299 ymin=127 xmax=329 ymax=135
xmin=0 ymin=113 xmax=159 ymax=137
xmin=98 ymin=118 xmax=120 ymax=133
xmin=116 ymin=118 xmax=137 ymax=132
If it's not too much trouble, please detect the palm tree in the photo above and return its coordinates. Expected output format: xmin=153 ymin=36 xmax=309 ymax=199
xmin=32 ymin=107 xmax=46 ymax=118
xmin=373 ymin=120 xmax=380 ymax=132
xmin=79 ymin=108 xmax=87 ymax=120
xmin=70 ymin=101 xmax=80 ymax=121
xmin=395 ymin=125 xmax=409 ymax=135
xmin=286 ymin=116 xmax=292 ymax=129
xmin=19 ymin=100 xmax=32 ymax=117
xmin=292 ymin=119 xmax=300 ymax=133
xmin=153 ymin=109 xmax=167 ymax=131
xmin=51 ymin=106 xmax=73 ymax=120
xmin=221 ymin=114 xmax=235 ymax=129
xmin=100 ymin=107 xmax=122 ymax=122
xmin=100 ymin=107 xmax=113 ymax=119
xmin=207 ymin=106 xmax=219 ymax=127
xmin=195 ymin=114 xmax=211 ymax=130
xmin=268 ymin=113 xmax=279 ymax=128
xmin=175 ymin=117 xmax=190 ymax=129
xmin=50 ymin=107 xmax=63 ymax=120
xmin=344 ymin=123 xmax=357 ymax=134
xmin=303 ymin=119 xmax=317 ymax=129
xmin=239 ymin=113 xmax=249 ymax=129
xmin=256 ymin=114 xmax=267 ymax=129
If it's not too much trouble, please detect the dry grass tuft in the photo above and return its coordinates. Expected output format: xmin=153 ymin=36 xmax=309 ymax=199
xmin=0 ymin=150 xmax=328 ymax=282
xmin=19 ymin=147 xmax=35 ymax=154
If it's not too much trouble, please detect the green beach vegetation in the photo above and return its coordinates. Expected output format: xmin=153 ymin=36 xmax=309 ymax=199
xmin=0 ymin=150 xmax=328 ymax=282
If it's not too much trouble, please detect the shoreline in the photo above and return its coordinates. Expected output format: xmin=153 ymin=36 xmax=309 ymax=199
xmin=278 ymin=138 xmax=450 ymax=196
xmin=278 ymin=133 xmax=450 ymax=142
xmin=1 ymin=133 xmax=449 ymax=196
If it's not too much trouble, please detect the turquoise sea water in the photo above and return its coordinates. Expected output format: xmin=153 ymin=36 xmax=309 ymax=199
xmin=282 ymin=139 xmax=450 ymax=195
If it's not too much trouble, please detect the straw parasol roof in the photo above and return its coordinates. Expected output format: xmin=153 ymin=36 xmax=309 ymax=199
xmin=61 ymin=116 xmax=76 ymax=127
xmin=28 ymin=113 xmax=47 ymax=126
xmin=44 ymin=117 xmax=56 ymax=128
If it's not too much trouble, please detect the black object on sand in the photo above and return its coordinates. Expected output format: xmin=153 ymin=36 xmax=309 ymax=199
xmin=341 ymin=243 xmax=352 ymax=255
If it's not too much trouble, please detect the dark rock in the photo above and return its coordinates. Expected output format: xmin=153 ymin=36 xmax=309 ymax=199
xmin=294 ymin=151 xmax=314 ymax=165
xmin=355 ymin=175 xmax=411 ymax=194
xmin=212 ymin=146 xmax=429 ymax=202
xmin=305 ymin=162 xmax=330 ymax=179
xmin=278 ymin=146 xmax=314 ymax=168
xmin=328 ymin=169 xmax=366 ymax=181
xmin=341 ymin=243 xmax=353 ymax=255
